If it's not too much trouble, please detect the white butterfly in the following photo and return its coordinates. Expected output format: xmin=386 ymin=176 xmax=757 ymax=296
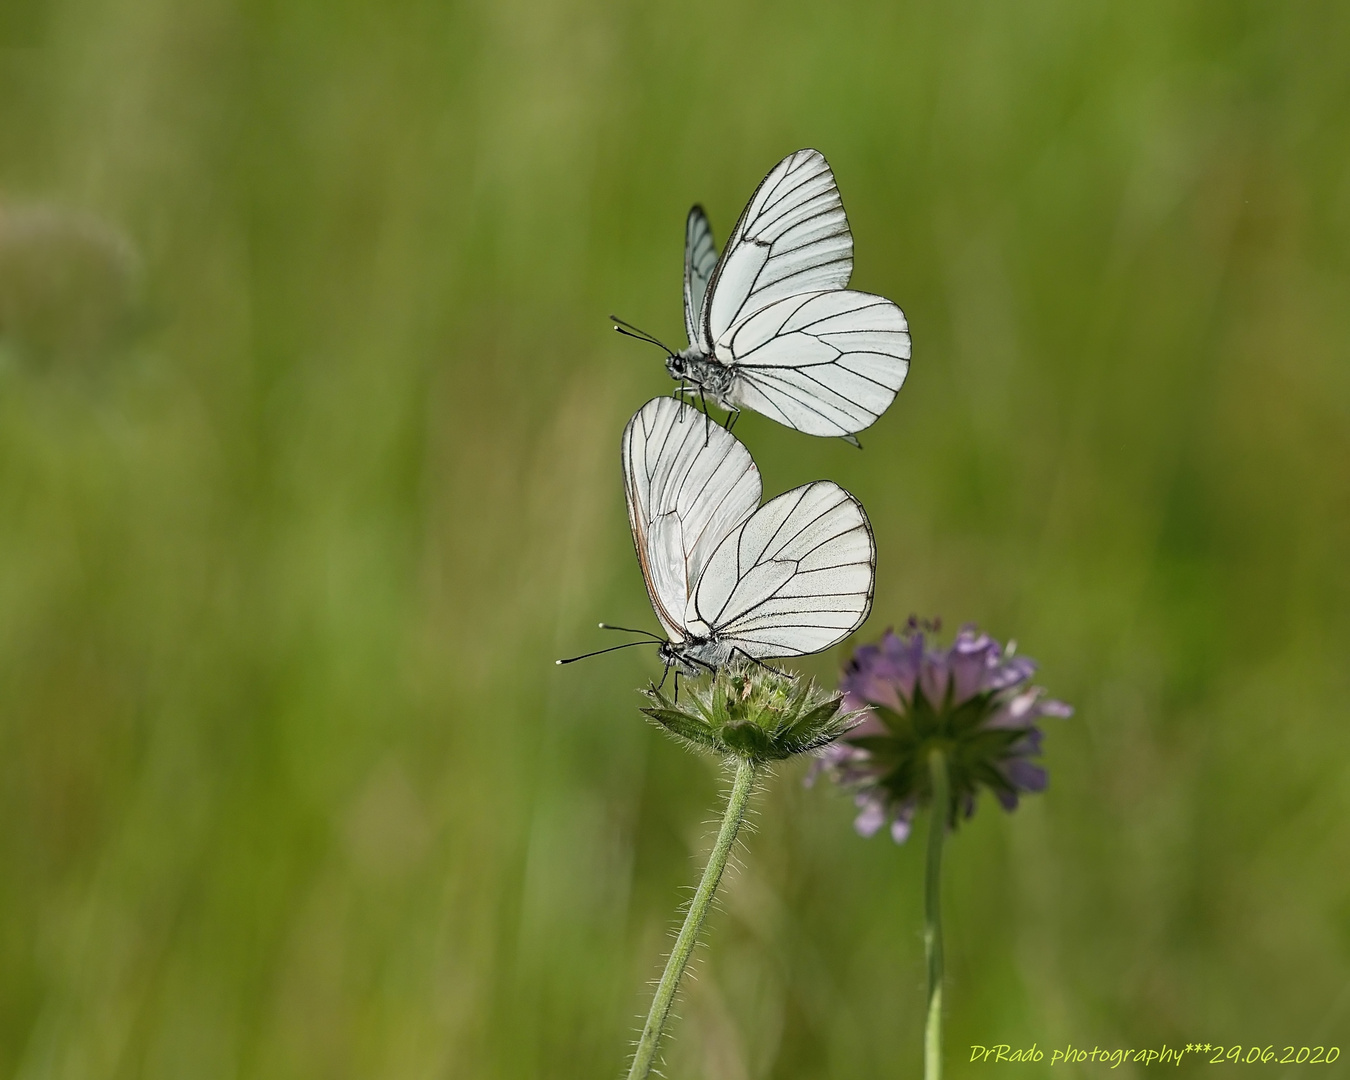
xmin=589 ymin=396 xmax=875 ymax=677
xmin=620 ymin=149 xmax=911 ymax=441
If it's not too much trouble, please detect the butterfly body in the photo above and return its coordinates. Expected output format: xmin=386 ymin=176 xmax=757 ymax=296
xmin=658 ymin=150 xmax=911 ymax=439
xmin=657 ymin=636 xmax=733 ymax=678
xmin=666 ymin=349 xmax=735 ymax=402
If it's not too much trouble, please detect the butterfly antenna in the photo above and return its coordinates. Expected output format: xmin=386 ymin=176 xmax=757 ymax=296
xmin=556 ymin=640 xmax=655 ymax=666
xmin=598 ymin=622 xmax=664 ymax=641
xmin=610 ymin=315 xmax=676 ymax=356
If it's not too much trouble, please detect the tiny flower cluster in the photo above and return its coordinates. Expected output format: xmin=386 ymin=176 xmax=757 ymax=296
xmin=641 ymin=664 xmax=858 ymax=765
xmin=814 ymin=620 xmax=1072 ymax=842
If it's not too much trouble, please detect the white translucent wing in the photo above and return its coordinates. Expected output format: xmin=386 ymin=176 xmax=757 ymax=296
xmin=720 ymin=290 xmax=911 ymax=437
xmin=704 ymin=149 xmax=853 ymax=349
xmin=683 ymin=206 xmax=719 ymax=350
xmin=622 ymin=397 xmax=762 ymax=641
xmin=689 ymin=481 xmax=874 ymax=658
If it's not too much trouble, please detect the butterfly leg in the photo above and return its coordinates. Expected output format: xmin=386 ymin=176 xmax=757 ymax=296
xmin=698 ymin=387 xmax=713 ymax=446
xmin=674 ymin=380 xmax=689 ymax=418
xmin=732 ymin=647 xmax=791 ymax=678
xmin=656 ymin=663 xmax=671 ymax=693
xmin=687 ymin=654 xmax=719 ymax=677
xmin=673 ymin=670 xmax=680 ymax=705
xmin=724 ymin=404 xmax=742 ymax=433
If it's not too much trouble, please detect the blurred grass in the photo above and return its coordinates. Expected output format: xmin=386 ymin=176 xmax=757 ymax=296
xmin=1 ymin=0 xmax=1349 ymax=1076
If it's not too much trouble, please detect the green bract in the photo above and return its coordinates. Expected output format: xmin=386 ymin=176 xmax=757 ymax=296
xmin=641 ymin=665 xmax=858 ymax=765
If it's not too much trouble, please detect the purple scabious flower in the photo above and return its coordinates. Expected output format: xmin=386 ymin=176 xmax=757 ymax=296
xmin=812 ymin=619 xmax=1073 ymax=843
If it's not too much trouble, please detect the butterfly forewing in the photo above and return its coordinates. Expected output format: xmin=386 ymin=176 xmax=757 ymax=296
xmin=704 ymin=150 xmax=854 ymax=349
xmin=622 ymin=398 xmax=761 ymax=641
xmin=691 ymin=481 xmax=875 ymax=658
xmin=683 ymin=207 xmax=719 ymax=350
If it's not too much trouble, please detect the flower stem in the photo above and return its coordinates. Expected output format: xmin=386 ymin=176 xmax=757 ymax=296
xmin=924 ymin=747 xmax=949 ymax=1080
xmin=626 ymin=758 xmax=757 ymax=1080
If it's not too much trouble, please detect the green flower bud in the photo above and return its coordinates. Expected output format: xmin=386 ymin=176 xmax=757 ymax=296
xmin=641 ymin=665 xmax=859 ymax=765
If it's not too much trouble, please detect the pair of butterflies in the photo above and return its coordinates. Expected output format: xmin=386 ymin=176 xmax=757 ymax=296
xmin=565 ymin=150 xmax=908 ymax=678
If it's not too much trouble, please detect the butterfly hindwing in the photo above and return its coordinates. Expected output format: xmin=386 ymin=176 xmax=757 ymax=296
xmin=721 ymin=290 xmax=911 ymax=438
xmin=691 ymin=480 xmax=875 ymax=658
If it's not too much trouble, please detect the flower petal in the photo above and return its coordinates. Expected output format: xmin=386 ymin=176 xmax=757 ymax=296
xmin=854 ymin=795 xmax=886 ymax=837
xmin=950 ymin=627 xmax=998 ymax=704
xmin=1003 ymin=758 xmax=1047 ymax=793
xmin=983 ymin=656 xmax=1036 ymax=693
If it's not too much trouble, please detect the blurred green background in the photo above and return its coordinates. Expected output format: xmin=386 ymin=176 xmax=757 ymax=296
xmin=2 ymin=0 xmax=1348 ymax=1076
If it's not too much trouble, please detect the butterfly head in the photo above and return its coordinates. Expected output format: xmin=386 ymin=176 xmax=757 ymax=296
xmin=659 ymin=635 xmax=732 ymax=678
xmin=657 ymin=640 xmax=702 ymax=678
xmin=667 ymin=351 xmax=735 ymax=400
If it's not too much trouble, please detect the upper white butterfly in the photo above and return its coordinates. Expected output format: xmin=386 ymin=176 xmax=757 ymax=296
xmin=659 ymin=149 xmax=911 ymax=439
xmin=623 ymin=396 xmax=875 ymax=676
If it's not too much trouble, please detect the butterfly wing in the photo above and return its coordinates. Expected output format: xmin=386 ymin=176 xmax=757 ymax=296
xmin=683 ymin=206 xmax=719 ymax=350
xmin=689 ymin=480 xmax=875 ymax=657
xmin=719 ymin=290 xmax=911 ymax=437
xmin=622 ymin=397 xmax=762 ymax=641
xmin=702 ymin=149 xmax=854 ymax=350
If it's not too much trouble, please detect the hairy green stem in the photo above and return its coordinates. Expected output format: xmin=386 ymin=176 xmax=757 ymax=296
xmin=626 ymin=758 xmax=757 ymax=1080
xmin=924 ymin=747 xmax=949 ymax=1080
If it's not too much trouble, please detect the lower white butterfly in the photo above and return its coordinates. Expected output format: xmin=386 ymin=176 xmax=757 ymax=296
xmin=558 ymin=397 xmax=875 ymax=676
xmin=613 ymin=149 xmax=911 ymax=441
